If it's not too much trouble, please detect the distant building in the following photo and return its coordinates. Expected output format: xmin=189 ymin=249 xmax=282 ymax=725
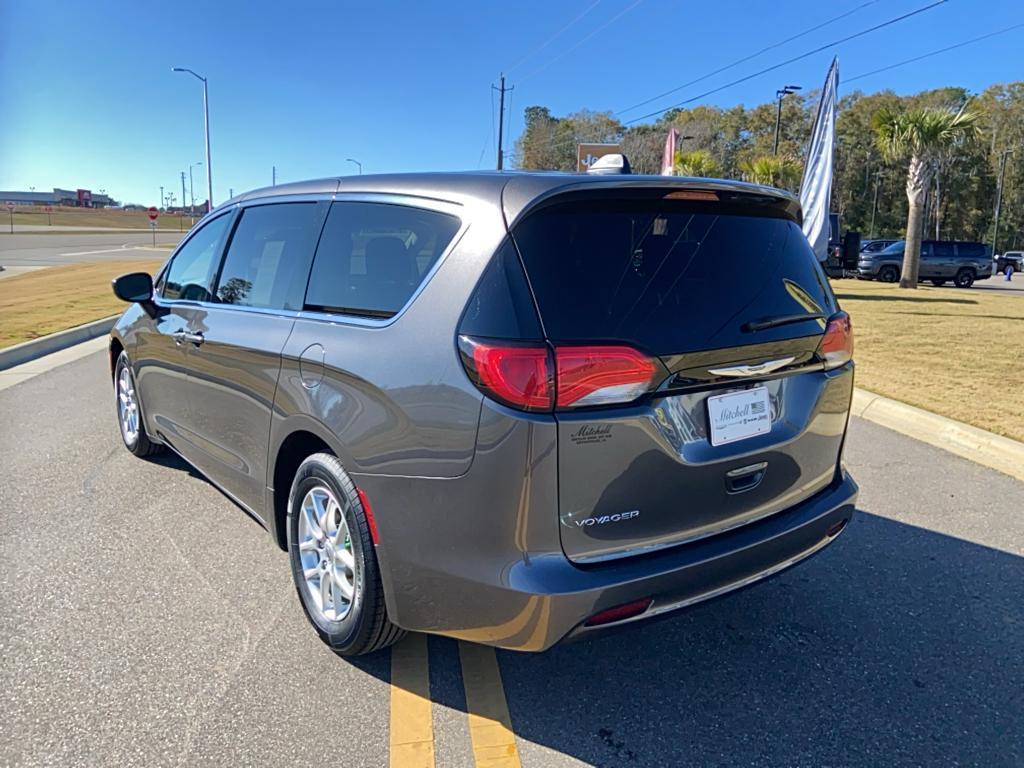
xmin=0 ymin=188 xmax=117 ymax=208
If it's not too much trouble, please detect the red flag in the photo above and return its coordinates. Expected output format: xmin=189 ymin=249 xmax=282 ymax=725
xmin=661 ymin=129 xmax=678 ymax=176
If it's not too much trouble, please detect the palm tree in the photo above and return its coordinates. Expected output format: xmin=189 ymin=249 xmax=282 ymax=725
xmin=873 ymin=105 xmax=980 ymax=288
xmin=674 ymin=149 xmax=720 ymax=178
xmin=738 ymin=155 xmax=801 ymax=189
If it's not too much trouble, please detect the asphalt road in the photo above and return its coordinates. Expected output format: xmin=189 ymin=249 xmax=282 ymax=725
xmin=2 ymin=350 xmax=1022 ymax=767
xmin=0 ymin=232 xmax=183 ymax=267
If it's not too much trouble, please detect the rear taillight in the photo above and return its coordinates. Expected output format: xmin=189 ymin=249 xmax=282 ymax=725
xmin=819 ymin=311 xmax=854 ymax=370
xmin=458 ymin=337 xmax=554 ymax=412
xmin=555 ymin=346 xmax=658 ymax=408
xmin=458 ymin=336 xmax=661 ymax=412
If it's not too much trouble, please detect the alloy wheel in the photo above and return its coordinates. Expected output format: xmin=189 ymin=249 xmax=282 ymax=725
xmin=297 ymin=485 xmax=356 ymax=621
xmin=117 ymin=365 xmax=139 ymax=446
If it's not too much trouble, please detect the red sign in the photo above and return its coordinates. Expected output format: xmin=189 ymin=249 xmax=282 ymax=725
xmin=6 ymin=201 xmax=14 ymax=211
xmin=45 ymin=205 xmax=53 ymax=212
xmin=148 ymin=206 xmax=159 ymax=221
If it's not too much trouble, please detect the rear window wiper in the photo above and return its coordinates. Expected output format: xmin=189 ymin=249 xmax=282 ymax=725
xmin=742 ymin=313 xmax=825 ymax=332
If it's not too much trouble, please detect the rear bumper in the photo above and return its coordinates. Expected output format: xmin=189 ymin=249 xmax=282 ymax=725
xmin=373 ymin=469 xmax=858 ymax=651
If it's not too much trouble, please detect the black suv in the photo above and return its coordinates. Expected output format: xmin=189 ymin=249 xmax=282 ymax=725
xmin=857 ymin=240 xmax=993 ymax=287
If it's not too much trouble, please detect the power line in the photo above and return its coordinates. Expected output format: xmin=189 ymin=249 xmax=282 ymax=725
xmin=506 ymin=0 xmax=602 ymax=74
xmin=519 ymin=0 xmax=645 ymax=83
xmin=846 ymin=21 xmax=1024 ymax=83
xmin=624 ymin=0 xmax=950 ymax=124
xmin=617 ymin=0 xmax=880 ymax=115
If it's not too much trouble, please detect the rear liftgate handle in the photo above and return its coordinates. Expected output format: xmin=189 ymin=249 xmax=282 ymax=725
xmin=725 ymin=461 xmax=768 ymax=494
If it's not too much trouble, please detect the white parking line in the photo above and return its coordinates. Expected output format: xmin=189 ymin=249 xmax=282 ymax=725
xmin=58 ymin=247 xmax=133 ymax=257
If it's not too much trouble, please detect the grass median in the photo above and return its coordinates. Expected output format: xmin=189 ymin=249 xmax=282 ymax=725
xmin=5 ymin=206 xmax=195 ymax=231
xmin=835 ymin=280 xmax=1024 ymax=442
xmin=0 ymin=260 xmax=162 ymax=348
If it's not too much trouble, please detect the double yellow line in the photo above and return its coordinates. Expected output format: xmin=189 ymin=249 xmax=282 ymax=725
xmin=389 ymin=635 xmax=521 ymax=768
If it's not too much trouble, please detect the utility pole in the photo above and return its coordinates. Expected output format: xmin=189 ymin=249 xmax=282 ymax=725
xmin=272 ymin=166 xmax=276 ymax=186
xmin=180 ymin=171 xmax=187 ymax=231
xmin=773 ymin=85 xmax=801 ymax=156
xmin=493 ymin=74 xmax=513 ymax=170
xmin=993 ymin=147 xmax=1014 ymax=257
xmin=160 ymin=185 xmax=164 ymax=210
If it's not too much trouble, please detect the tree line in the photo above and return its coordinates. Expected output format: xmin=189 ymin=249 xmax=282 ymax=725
xmin=513 ymin=82 xmax=1023 ymax=250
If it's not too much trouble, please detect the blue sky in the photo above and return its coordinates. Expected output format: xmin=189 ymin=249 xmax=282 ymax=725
xmin=1 ymin=0 xmax=1020 ymax=206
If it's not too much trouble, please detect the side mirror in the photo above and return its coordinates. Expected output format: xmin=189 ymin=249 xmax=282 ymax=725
xmin=112 ymin=272 xmax=154 ymax=304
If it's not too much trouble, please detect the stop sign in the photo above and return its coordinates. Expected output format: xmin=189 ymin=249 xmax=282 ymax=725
xmin=6 ymin=201 xmax=13 ymax=211
xmin=148 ymin=206 xmax=159 ymax=221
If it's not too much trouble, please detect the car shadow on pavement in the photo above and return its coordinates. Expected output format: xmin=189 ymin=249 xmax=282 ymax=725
xmin=415 ymin=510 xmax=1023 ymax=766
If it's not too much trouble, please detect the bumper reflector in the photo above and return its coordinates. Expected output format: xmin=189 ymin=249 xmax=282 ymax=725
xmin=583 ymin=598 xmax=653 ymax=627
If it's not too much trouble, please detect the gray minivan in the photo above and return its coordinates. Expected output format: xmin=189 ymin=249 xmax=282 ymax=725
xmin=110 ymin=173 xmax=859 ymax=656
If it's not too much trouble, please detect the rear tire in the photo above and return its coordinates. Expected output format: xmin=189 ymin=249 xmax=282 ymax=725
xmin=287 ymin=452 xmax=404 ymax=657
xmin=878 ymin=266 xmax=899 ymax=283
xmin=954 ymin=269 xmax=975 ymax=288
xmin=930 ymin=279 xmax=946 ymax=286
xmin=114 ymin=351 xmax=163 ymax=458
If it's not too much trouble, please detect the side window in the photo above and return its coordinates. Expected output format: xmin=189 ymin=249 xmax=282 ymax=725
xmin=957 ymin=243 xmax=986 ymax=258
xmin=161 ymin=214 xmax=232 ymax=301
xmin=931 ymin=242 xmax=954 ymax=258
xmin=214 ymin=203 xmax=322 ymax=310
xmin=305 ymin=202 xmax=461 ymax=317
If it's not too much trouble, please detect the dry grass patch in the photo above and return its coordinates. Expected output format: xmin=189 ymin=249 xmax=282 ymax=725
xmin=0 ymin=260 xmax=162 ymax=347
xmin=835 ymin=280 xmax=1024 ymax=442
xmin=6 ymin=206 xmax=193 ymax=231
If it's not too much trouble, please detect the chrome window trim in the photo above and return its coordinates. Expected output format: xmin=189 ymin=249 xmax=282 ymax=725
xmin=155 ymin=192 xmax=469 ymax=329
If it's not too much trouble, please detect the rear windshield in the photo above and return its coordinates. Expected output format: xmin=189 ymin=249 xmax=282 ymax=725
xmin=511 ymin=197 xmax=836 ymax=355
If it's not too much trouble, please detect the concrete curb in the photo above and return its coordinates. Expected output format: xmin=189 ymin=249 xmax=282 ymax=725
xmin=852 ymin=389 xmax=1024 ymax=483
xmin=0 ymin=316 xmax=117 ymax=371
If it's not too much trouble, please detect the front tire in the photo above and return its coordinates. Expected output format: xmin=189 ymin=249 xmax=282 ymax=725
xmin=114 ymin=351 xmax=163 ymax=457
xmin=878 ymin=265 xmax=899 ymax=283
xmin=287 ymin=453 xmax=404 ymax=657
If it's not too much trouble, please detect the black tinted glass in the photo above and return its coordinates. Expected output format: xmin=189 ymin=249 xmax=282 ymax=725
xmin=162 ymin=214 xmax=232 ymax=301
xmin=215 ymin=203 xmax=322 ymax=310
xmin=931 ymin=242 xmax=954 ymax=257
xmin=306 ymin=202 xmax=460 ymax=317
xmin=512 ymin=198 xmax=836 ymax=354
xmin=458 ymin=240 xmax=542 ymax=340
xmin=958 ymin=242 xmax=986 ymax=257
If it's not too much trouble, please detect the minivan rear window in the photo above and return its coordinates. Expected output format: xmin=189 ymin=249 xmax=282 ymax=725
xmin=511 ymin=197 xmax=836 ymax=355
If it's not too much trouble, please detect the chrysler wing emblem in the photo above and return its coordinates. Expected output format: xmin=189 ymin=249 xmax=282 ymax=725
xmin=708 ymin=356 xmax=795 ymax=378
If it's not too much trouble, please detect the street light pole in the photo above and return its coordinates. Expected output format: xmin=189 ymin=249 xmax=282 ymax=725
xmin=773 ymin=85 xmax=801 ymax=156
xmin=189 ymin=161 xmax=202 ymax=223
xmin=992 ymin=147 xmax=1014 ymax=257
xmin=346 ymin=158 xmax=362 ymax=175
xmin=172 ymin=67 xmax=213 ymax=212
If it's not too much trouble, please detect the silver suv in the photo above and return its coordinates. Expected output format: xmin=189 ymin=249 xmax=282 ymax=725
xmin=110 ymin=173 xmax=858 ymax=656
